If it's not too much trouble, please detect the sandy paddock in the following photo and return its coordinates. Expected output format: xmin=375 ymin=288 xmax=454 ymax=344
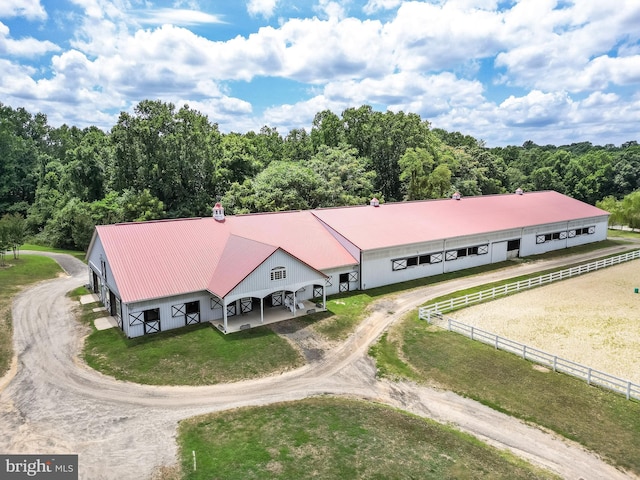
xmin=453 ymin=260 xmax=640 ymax=384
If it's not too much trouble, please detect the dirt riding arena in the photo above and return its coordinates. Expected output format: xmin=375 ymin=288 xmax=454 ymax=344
xmin=453 ymin=260 xmax=640 ymax=384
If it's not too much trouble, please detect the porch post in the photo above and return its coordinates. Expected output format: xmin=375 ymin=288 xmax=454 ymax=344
xmin=323 ymin=284 xmax=327 ymax=310
xmin=293 ymin=290 xmax=297 ymax=316
xmin=223 ymin=299 xmax=228 ymax=332
xmin=260 ymin=297 xmax=264 ymax=324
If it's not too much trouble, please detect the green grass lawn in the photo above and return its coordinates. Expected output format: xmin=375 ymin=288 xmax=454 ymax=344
xmin=79 ymin=300 xmax=304 ymax=385
xmin=178 ymin=396 xmax=558 ymax=480
xmin=22 ymin=243 xmax=87 ymax=262
xmin=371 ymin=316 xmax=640 ymax=475
xmin=0 ymin=255 xmax=62 ymax=375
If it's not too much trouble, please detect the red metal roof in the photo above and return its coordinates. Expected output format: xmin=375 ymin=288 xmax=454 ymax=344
xmin=96 ymin=211 xmax=358 ymax=303
xmin=95 ymin=191 xmax=608 ymax=303
xmin=311 ymin=190 xmax=608 ymax=250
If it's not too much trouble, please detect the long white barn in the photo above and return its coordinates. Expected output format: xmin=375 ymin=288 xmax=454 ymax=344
xmin=86 ymin=191 xmax=609 ymax=337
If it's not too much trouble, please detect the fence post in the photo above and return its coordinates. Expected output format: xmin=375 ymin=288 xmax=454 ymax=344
xmin=470 ymin=326 xmax=474 ymax=340
xmin=587 ymin=368 xmax=592 ymax=385
xmin=523 ymin=345 xmax=526 ymax=360
xmin=448 ymin=318 xmax=451 ymax=331
xmin=627 ymin=382 xmax=631 ymax=401
xmin=553 ymin=356 xmax=557 ymax=372
xmin=494 ymin=335 xmax=498 ymax=350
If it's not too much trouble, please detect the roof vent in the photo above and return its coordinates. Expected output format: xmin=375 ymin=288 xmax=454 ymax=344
xmin=370 ymin=197 xmax=380 ymax=207
xmin=212 ymin=202 xmax=225 ymax=222
xmin=452 ymin=191 xmax=461 ymax=201
xmin=515 ymin=188 xmax=524 ymax=195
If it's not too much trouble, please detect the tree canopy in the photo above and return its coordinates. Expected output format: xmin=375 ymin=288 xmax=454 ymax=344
xmin=1 ymin=100 xmax=638 ymax=251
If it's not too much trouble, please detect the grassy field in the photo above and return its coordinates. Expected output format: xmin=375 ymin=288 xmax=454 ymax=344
xmin=371 ymin=316 xmax=640 ymax=475
xmin=0 ymin=255 xmax=63 ymax=376
xmin=22 ymin=243 xmax=87 ymax=262
xmin=177 ymin=397 xmax=558 ymax=480
xmin=76 ymin=293 xmax=304 ymax=385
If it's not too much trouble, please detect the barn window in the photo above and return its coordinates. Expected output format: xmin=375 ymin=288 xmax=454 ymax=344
xmin=574 ymin=226 xmax=595 ymax=236
xmin=271 ymin=267 xmax=287 ymax=281
xmin=430 ymin=253 xmax=442 ymax=263
xmin=392 ymin=259 xmax=407 ymax=271
xmin=445 ymin=250 xmax=458 ymax=261
xmin=143 ymin=308 xmax=160 ymax=323
xmin=407 ymin=256 xmax=418 ymax=267
xmin=185 ymin=301 xmax=200 ymax=314
xmin=419 ymin=255 xmax=431 ymax=264
xmin=507 ymin=239 xmax=520 ymax=251
xmin=211 ymin=297 xmax=222 ymax=309
xmin=100 ymin=259 xmax=107 ymax=281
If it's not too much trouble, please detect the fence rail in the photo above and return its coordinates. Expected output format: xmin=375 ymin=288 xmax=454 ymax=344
xmin=419 ymin=249 xmax=640 ymax=322
xmin=419 ymin=249 xmax=640 ymax=401
xmin=444 ymin=317 xmax=640 ymax=401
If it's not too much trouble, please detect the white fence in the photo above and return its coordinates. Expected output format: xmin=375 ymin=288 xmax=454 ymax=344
xmin=418 ymin=249 xmax=640 ymax=401
xmin=434 ymin=317 xmax=640 ymax=401
xmin=419 ymin=249 xmax=640 ymax=322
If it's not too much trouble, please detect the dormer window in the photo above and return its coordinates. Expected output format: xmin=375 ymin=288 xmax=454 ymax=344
xmin=270 ymin=266 xmax=287 ymax=281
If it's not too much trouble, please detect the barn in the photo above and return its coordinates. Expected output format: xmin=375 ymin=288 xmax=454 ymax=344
xmin=86 ymin=190 xmax=609 ymax=337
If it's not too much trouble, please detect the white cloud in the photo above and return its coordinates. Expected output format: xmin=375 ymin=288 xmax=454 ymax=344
xmin=247 ymin=0 xmax=278 ymax=19
xmin=363 ymin=0 xmax=402 ymax=15
xmin=315 ymin=0 xmax=347 ymax=20
xmin=0 ymin=0 xmax=46 ymax=20
xmin=135 ymin=8 xmax=224 ymax=26
xmin=499 ymin=90 xmax=572 ymax=128
xmin=495 ymin=0 xmax=640 ymax=92
xmin=382 ymin=1 xmax=506 ymax=72
xmin=0 ymin=21 xmax=60 ymax=57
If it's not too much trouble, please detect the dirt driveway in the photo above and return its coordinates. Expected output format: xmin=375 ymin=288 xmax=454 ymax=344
xmin=0 ymin=247 xmax=638 ymax=479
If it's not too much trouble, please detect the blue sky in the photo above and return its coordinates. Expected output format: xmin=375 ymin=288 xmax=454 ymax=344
xmin=1 ymin=0 xmax=639 ymax=146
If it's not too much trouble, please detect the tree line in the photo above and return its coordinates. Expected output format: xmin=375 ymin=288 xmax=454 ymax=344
xmin=1 ymin=100 xmax=639 ymax=251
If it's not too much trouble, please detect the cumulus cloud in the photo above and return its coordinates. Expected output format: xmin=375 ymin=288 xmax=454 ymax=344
xmin=3 ymin=0 xmax=640 ymax=145
xmin=247 ymin=0 xmax=278 ymax=19
xmin=0 ymin=21 xmax=60 ymax=57
xmin=0 ymin=0 xmax=46 ymax=20
xmin=363 ymin=0 xmax=402 ymax=15
xmin=500 ymin=90 xmax=573 ymax=128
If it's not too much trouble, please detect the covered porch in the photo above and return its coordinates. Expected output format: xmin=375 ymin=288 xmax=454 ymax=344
xmin=211 ymin=298 xmax=324 ymax=334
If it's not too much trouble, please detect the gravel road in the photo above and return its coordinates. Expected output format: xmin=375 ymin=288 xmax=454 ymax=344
xmin=1 ymin=246 xmax=638 ymax=479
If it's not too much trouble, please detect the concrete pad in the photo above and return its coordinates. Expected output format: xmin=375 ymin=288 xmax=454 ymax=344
xmin=92 ymin=306 xmax=107 ymax=313
xmin=80 ymin=293 xmax=100 ymax=305
xmin=94 ymin=316 xmax=119 ymax=331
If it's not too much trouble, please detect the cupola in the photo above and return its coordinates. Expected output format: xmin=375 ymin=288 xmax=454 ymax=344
xmin=212 ymin=202 xmax=225 ymax=222
xmin=370 ymin=197 xmax=380 ymax=207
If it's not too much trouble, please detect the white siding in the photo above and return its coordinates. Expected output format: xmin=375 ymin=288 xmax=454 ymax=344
xmin=124 ymin=291 xmax=216 ymax=338
xmin=361 ymin=245 xmax=445 ymax=289
xmin=86 ymin=233 xmax=121 ymax=309
xmin=322 ymin=266 xmax=360 ymax=295
xmin=225 ymin=249 xmax=325 ymax=304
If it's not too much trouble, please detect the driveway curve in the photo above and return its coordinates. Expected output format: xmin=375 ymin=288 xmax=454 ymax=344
xmin=1 ymin=245 xmax=637 ymax=479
